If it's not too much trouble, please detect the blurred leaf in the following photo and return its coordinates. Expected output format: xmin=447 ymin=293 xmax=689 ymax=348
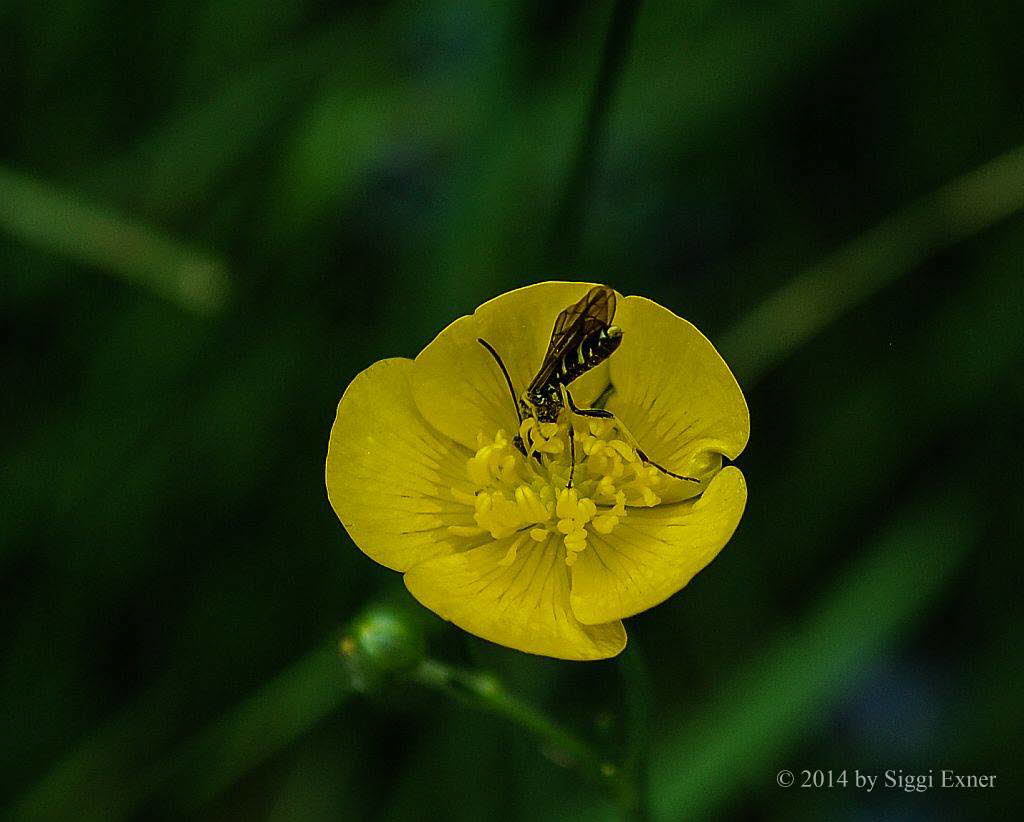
xmin=0 ymin=166 xmax=229 ymax=313
xmin=671 ymin=227 xmax=1024 ymax=700
xmin=265 ymin=738 xmax=362 ymax=822
xmin=2 ymin=682 xmax=183 ymax=822
xmin=88 ymin=21 xmax=354 ymax=219
xmin=6 ymin=637 xmax=347 ymax=822
xmin=747 ymin=228 xmax=1023 ymax=569
xmin=650 ymin=489 xmax=979 ymax=820
xmin=148 ymin=637 xmax=350 ymax=815
xmin=430 ymin=0 xmax=891 ymax=292
xmin=614 ymin=0 xmax=890 ymax=146
xmin=722 ymin=143 xmax=1024 ymax=383
xmin=259 ymin=3 xmax=518 ymax=255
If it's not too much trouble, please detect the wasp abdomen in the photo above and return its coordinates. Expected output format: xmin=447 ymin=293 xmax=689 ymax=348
xmin=558 ymin=325 xmax=622 ymax=384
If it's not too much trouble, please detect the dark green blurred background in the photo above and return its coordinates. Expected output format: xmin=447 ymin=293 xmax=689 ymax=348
xmin=3 ymin=1 xmax=1022 ymax=819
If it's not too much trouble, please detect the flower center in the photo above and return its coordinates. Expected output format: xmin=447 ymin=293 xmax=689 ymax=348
xmin=447 ymin=415 xmax=665 ymax=566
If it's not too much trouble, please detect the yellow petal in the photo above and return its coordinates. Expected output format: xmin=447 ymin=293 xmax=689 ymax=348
xmin=411 ymin=282 xmax=614 ymax=449
xmin=569 ymin=467 xmax=747 ymax=624
xmin=607 ymin=295 xmax=749 ymax=503
xmin=326 ymin=358 xmax=476 ymax=572
xmin=404 ymin=535 xmax=627 ymax=660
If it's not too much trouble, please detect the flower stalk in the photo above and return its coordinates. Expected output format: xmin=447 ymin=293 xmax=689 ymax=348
xmin=339 ymin=602 xmax=651 ymax=816
xmin=411 ymin=657 xmax=640 ymax=810
xmin=618 ymin=642 xmax=653 ymax=822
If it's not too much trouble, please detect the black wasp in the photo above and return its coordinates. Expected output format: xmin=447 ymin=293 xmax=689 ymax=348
xmin=477 ymin=285 xmax=699 ymax=487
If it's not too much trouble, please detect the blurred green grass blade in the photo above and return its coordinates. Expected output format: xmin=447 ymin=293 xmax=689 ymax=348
xmin=260 ymin=3 xmax=515 ymax=251
xmin=179 ymin=0 xmax=314 ymax=98
xmin=945 ymin=624 xmax=1023 ymax=762
xmin=2 ymin=682 xmax=183 ymax=822
xmin=546 ymin=0 xmax=644 ymax=272
xmin=649 ymin=492 xmax=979 ymax=820
xmin=265 ymin=739 xmax=363 ymax=822
xmin=6 ymin=638 xmax=347 ymax=821
xmin=722 ymin=142 xmax=1024 ymax=383
xmin=432 ymin=0 xmax=884 ymax=290
xmin=0 ymin=166 xmax=229 ymax=313
xmin=150 ymin=638 xmax=349 ymax=814
xmin=750 ymin=233 xmax=1022 ymax=567
xmin=615 ymin=0 xmax=888 ymax=150
xmin=90 ymin=22 xmax=353 ymax=219
xmin=265 ymin=87 xmax=398 ymax=241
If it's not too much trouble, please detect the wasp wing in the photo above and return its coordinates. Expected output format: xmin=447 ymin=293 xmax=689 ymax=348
xmin=528 ymin=285 xmax=616 ymax=392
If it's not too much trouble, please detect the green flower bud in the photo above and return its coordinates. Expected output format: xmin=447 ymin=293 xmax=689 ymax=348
xmin=340 ymin=604 xmax=426 ymax=692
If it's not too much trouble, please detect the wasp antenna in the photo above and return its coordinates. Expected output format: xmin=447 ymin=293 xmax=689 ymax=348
xmin=477 ymin=337 xmax=523 ymax=424
xmin=635 ymin=447 xmax=701 ymax=483
xmin=653 ymin=463 xmax=701 ymax=484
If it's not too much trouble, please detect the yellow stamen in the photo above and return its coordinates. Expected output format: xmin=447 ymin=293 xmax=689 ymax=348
xmin=451 ymin=413 xmax=667 ymax=565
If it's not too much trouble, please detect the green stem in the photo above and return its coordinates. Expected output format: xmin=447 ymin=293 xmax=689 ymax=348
xmin=619 ymin=641 xmax=653 ymax=822
xmin=413 ymin=659 xmax=623 ymax=796
xmin=547 ymin=0 xmax=644 ymax=272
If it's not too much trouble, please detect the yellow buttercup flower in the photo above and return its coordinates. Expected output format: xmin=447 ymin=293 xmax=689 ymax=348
xmin=326 ymin=282 xmax=749 ymax=660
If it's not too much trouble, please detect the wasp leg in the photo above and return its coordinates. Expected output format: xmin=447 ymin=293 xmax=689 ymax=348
xmin=563 ymin=387 xmax=700 ymax=484
xmin=567 ymin=421 xmax=576 ymax=488
xmin=513 ymin=433 xmax=527 ymax=457
xmin=564 ymin=388 xmax=613 ymax=419
xmin=633 ymin=448 xmax=700 ymax=482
